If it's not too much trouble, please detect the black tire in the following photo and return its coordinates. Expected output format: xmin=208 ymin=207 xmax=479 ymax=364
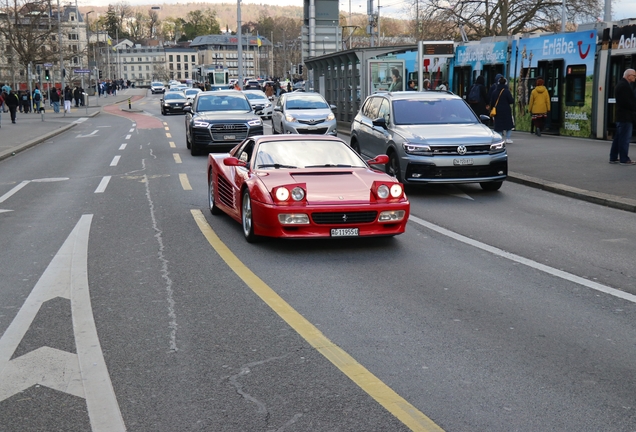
xmin=350 ymin=138 xmax=361 ymax=155
xmin=161 ymin=109 xmax=165 ymax=115
xmin=208 ymin=171 xmax=222 ymax=215
xmin=242 ymin=189 xmax=258 ymax=243
xmin=386 ymin=151 xmax=402 ymax=183
xmin=480 ymin=181 xmax=503 ymax=191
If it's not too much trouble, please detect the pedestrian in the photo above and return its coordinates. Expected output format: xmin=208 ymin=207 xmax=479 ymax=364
xmin=528 ymin=77 xmax=550 ymax=137
xmin=406 ymin=80 xmax=417 ymax=91
xmin=467 ymin=75 xmax=489 ymax=117
xmin=0 ymin=90 xmax=4 ymax=127
xmin=20 ymin=91 xmax=31 ymax=113
xmin=436 ymin=81 xmax=448 ymax=91
xmin=63 ymin=85 xmax=73 ymax=113
xmin=265 ymin=83 xmax=274 ymax=99
xmin=422 ymin=79 xmax=430 ymax=91
xmin=487 ymin=74 xmax=503 ymax=105
xmin=4 ymin=89 xmax=20 ymax=123
xmin=388 ymin=68 xmax=403 ymax=92
xmin=33 ymin=88 xmax=42 ymax=112
xmin=50 ymin=87 xmax=60 ymax=113
xmin=490 ymin=76 xmax=515 ymax=144
xmin=609 ymin=68 xmax=636 ymax=165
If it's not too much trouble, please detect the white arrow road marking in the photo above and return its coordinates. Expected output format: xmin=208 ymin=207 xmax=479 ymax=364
xmin=0 ymin=181 xmax=30 ymax=204
xmin=0 ymin=215 xmax=127 ymax=431
xmin=0 ymin=209 xmax=14 ymax=213
xmin=76 ymin=130 xmax=98 ymax=138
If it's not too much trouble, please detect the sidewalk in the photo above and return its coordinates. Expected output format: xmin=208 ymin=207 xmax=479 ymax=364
xmin=1 ymin=92 xmax=634 ymax=212
xmin=0 ymin=88 xmax=147 ymax=160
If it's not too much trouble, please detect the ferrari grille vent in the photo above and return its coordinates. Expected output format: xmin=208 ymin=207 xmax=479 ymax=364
xmin=217 ymin=176 xmax=235 ymax=209
xmin=312 ymin=211 xmax=378 ymax=224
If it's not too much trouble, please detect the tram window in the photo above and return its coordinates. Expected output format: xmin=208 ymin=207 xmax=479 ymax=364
xmin=565 ymin=64 xmax=586 ymax=107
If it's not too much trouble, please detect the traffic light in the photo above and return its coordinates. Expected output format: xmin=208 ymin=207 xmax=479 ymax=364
xmin=298 ymin=64 xmax=304 ymax=75
xmin=62 ymin=68 xmax=66 ymax=78
xmin=36 ymin=65 xmax=41 ymax=75
xmin=196 ymin=67 xmax=202 ymax=78
xmin=99 ymin=70 xmax=103 ymax=79
xmin=45 ymin=70 xmax=50 ymax=81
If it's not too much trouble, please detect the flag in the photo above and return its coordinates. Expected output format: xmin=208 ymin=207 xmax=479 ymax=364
xmin=257 ymin=33 xmax=262 ymax=47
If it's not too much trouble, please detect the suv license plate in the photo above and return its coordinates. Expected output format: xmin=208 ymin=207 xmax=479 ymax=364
xmin=223 ymin=135 xmax=236 ymax=140
xmin=453 ymin=158 xmax=474 ymax=166
xmin=331 ymin=228 xmax=359 ymax=237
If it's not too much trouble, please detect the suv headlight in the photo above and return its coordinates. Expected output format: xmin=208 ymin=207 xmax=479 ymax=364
xmin=490 ymin=135 xmax=506 ymax=153
xmin=193 ymin=120 xmax=209 ymax=128
xmin=402 ymin=142 xmax=432 ymax=156
xmin=248 ymin=118 xmax=262 ymax=126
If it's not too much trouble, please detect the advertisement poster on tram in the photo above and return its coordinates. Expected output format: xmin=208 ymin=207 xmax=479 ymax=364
xmin=368 ymin=60 xmax=405 ymax=93
xmin=511 ymin=30 xmax=597 ymax=137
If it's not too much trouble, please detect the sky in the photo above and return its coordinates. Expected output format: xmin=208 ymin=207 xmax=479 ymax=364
xmin=77 ymin=0 xmax=636 ymax=22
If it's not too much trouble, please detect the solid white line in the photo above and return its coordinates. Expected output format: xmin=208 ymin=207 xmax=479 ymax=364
xmin=0 ymin=181 xmax=30 ymax=204
xmin=125 ymin=134 xmax=131 ymax=140
xmin=119 ymin=143 xmax=127 ymax=150
xmin=110 ymin=156 xmax=121 ymax=167
xmin=94 ymin=176 xmax=111 ymax=193
xmin=409 ymin=215 xmax=636 ymax=304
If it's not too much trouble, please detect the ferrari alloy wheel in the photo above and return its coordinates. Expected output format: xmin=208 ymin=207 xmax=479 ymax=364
xmin=242 ymin=190 xmax=257 ymax=243
xmin=208 ymin=172 xmax=222 ymax=215
xmin=387 ymin=151 xmax=402 ymax=183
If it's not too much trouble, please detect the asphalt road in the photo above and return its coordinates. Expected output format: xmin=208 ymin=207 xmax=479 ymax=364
xmin=0 ymin=93 xmax=635 ymax=432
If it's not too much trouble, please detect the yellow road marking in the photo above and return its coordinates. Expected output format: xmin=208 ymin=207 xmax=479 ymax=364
xmin=179 ymin=173 xmax=192 ymax=190
xmin=173 ymin=154 xmax=182 ymax=164
xmin=166 ymin=132 xmax=172 ymax=138
xmin=190 ymin=209 xmax=444 ymax=432
xmin=169 ymin=141 xmax=176 ymax=148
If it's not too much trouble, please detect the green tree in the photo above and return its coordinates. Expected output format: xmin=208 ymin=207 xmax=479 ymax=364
xmin=181 ymin=9 xmax=221 ymax=41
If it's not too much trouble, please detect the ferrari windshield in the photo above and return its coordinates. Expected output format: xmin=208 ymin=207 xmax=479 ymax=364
xmin=392 ymin=98 xmax=478 ymax=125
xmin=255 ymin=140 xmax=367 ymax=169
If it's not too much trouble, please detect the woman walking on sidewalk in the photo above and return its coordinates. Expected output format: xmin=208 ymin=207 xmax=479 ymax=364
xmin=490 ymin=76 xmax=515 ymax=144
xmin=63 ymin=85 xmax=73 ymax=113
xmin=528 ymin=77 xmax=550 ymax=136
xmin=4 ymin=90 xmax=19 ymax=123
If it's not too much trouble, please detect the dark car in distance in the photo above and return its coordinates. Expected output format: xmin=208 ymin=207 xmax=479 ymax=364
xmin=160 ymin=92 xmax=187 ymax=115
xmin=184 ymin=91 xmax=264 ymax=156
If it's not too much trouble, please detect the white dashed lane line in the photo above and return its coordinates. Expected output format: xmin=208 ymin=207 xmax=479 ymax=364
xmin=119 ymin=143 xmax=127 ymax=150
xmin=95 ymin=176 xmax=111 ymax=193
xmin=110 ymin=156 xmax=121 ymax=167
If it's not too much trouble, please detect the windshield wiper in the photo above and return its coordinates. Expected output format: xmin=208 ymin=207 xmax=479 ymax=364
xmin=257 ymin=164 xmax=297 ymax=169
xmin=304 ymin=164 xmax=352 ymax=168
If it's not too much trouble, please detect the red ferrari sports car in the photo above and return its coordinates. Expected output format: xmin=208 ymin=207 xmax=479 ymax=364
xmin=207 ymin=135 xmax=410 ymax=242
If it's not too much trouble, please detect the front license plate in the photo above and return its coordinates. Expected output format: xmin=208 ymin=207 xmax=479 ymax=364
xmin=331 ymin=228 xmax=359 ymax=237
xmin=453 ymin=158 xmax=474 ymax=166
xmin=223 ymin=135 xmax=236 ymax=140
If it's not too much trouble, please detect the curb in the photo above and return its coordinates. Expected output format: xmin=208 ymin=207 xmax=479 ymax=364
xmin=0 ymin=110 xmax=100 ymax=162
xmin=506 ymin=171 xmax=636 ymax=213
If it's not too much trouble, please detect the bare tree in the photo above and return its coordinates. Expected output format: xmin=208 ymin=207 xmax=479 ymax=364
xmin=148 ymin=9 xmax=160 ymax=39
xmin=0 ymin=0 xmax=60 ymax=70
xmin=406 ymin=0 xmax=602 ymax=40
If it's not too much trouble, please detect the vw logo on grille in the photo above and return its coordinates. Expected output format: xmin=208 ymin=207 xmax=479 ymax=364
xmin=342 ymin=214 xmax=348 ymax=222
xmin=457 ymin=145 xmax=467 ymax=155
xmin=223 ymin=124 xmax=236 ymax=130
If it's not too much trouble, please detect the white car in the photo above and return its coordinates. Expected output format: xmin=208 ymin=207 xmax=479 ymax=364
xmin=243 ymin=90 xmax=273 ymax=119
xmin=184 ymin=88 xmax=202 ymax=103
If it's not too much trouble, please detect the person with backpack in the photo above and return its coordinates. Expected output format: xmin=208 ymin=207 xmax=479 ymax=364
xmin=4 ymin=90 xmax=20 ymax=123
xmin=467 ymin=75 xmax=489 ymax=117
xmin=20 ymin=91 xmax=31 ymax=113
xmin=33 ymin=88 xmax=42 ymax=112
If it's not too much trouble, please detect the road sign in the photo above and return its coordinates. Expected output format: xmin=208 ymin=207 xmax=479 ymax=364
xmin=74 ymin=69 xmax=91 ymax=74
xmin=44 ymin=63 xmax=53 ymax=67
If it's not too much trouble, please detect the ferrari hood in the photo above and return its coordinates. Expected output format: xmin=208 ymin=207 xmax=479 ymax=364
xmin=257 ymin=169 xmax=387 ymax=204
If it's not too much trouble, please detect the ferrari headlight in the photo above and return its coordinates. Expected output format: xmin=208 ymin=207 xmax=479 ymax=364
xmin=378 ymin=210 xmax=406 ymax=222
xmin=285 ymin=114 xmax=297 ymax=122
xmin=248 ymin=118 xmax=262 ymax=126
xmin=403 ymin=143 xmax=432 ymax=156
xmin=377 ymin=184 xmax=390 ymax=199
xmin=278 ymin=214 xmax=310 ymax=225
xmin=291 ymin=187 xmax=305 ymax=201
xmin=390 ymin=184 xmax=403 ymax=197
xmin=193 ymin=120 xmax=209 ymax=128
xmin=275 ymin=187 xmax=290 ymax=201
xmin=326 ymin=113 xmax=335 ymax=121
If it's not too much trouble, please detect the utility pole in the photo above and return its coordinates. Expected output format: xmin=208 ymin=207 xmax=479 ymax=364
xmin=237 ymin=0 xmax=243 ymax=87
xmin=57 ymin=0 xmax=65 ymax=116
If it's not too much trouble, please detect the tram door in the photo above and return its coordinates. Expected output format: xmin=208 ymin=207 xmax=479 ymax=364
xmin=537 ymin=60 xmax=563 ymax=134
xmin=606 ymin=55 xmax=635 ymax=138
xmin=482 ymin=64 xmax=505 ymax=90
xmin=453 ymin=66 xmax=472 ymax=99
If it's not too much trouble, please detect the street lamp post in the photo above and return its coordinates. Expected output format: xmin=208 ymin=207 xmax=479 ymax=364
xmin=85 ymin=11 xmax=93 ymax=98
xmin=323 ymin=37 xmax=329 ymax=55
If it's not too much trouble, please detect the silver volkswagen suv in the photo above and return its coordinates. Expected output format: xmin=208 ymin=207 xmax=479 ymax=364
xmin=350 ymin=91 xmax=507 ymax=191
